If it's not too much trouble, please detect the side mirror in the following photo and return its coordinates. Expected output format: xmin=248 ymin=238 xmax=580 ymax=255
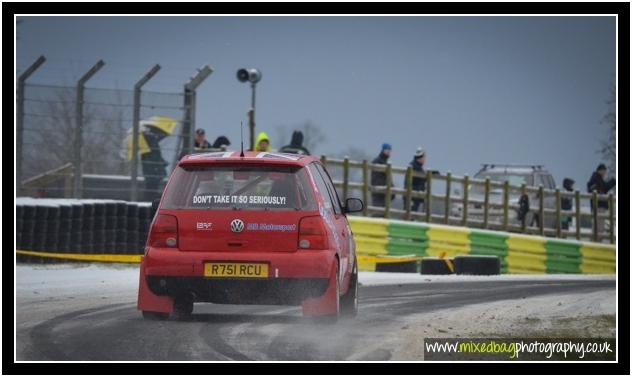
xmin=343 ymin=198 xmax=364 ymax=214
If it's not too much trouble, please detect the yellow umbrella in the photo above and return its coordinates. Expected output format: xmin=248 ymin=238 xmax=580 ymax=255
xmin=126 ymin=116 xmax=178 ymax=160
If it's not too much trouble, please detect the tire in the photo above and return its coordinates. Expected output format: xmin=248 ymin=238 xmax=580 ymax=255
xmin=376 ymin=260 xmax=418 ymax=273
xmin=172 ymin=296 xmax=194 ymax=320
xmin=453 ymin=255 xmax=500 ymax=275
xmin=420 ymin=257 xmax=454 ymax=275
xmin=142 ymin=311 xmax=170 ymax=320
xmin=340 ymin=257 xmax=358 ymax=317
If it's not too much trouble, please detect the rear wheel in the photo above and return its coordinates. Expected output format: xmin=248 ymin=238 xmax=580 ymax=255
xmin=340 ymin=257 xmax=358 ymax=317
xmin=142 ymin=311 xmax=170 ymax=320
xmin=172 ymin=296 xmax=194 ymax=320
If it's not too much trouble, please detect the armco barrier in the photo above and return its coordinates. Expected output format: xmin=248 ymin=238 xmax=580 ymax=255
xmin=347 ymin=216 xmax=616 ymax=274
xmin=14 ymin=199 xmax=615 ymax=274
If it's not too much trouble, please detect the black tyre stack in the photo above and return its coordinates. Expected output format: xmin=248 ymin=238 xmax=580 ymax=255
xmin=20 ymin=205 xmax=36 ymax=251
xmin=44 ymin=205 xmax=61 ymax=252
xmin=104 ymin=201 xmax=117 ymax=252
xmin=126 ymin=202 xmax=139 ymax=253
xmin=138 ymin=204 xmax=152 ymax=252
xmin=93 ymin=201 xmax=107 ymax=253
xmin=115 ymin=201 xmax=128 ymax=253
xmin=69 ymin=202 xmax=84 ymax=252
xmin=57 ymin=204 xmax=72 ymax=252
xmin=81 ymin=202 xmax=95 ymax=253
xmin=33 ymin=205 xmax=49 ymax=251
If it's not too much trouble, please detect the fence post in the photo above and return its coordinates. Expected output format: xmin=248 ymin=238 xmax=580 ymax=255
xmin=538 ymin=185 xmax=545 ymax=236
xmin=425 ymin=171 xmax=432 ymax=223
xmin=181 ymin=65 xmax=213 ymax=157
xmin=574 ymin=190 xmax=581 ymax=241
xmin=16 ymin=55 xmax=46 ymax=196
xmin=444 ymin=172 xmax=451 ymax=224
xmin=362 ymin=160 xmax=369 ymax=216
xmin=384 ymin=163 xmax=392 ymax=218
xmin=72 ymin=60 xmax=105 ymax=199
xmin=483 ymin=178 xmax=490 ymax=229
xmin=608 ymin=194 xmax=615 ymax=244
xmin=462 ymin=175 xmax=469 ymax=226
xmin=342 ymin=157 xmax=349 ymax=202
xmin=131 ymin=64 xmax=161 ymax=202
xmin=502 ymin=180 xmax=509 ymax=231
xmin=320 ymin=155 xmax=327 ymax=165
xmin=555 ymin=188 xmax=562 ymax=238
xmin=405 ymin=166 xmax=413 ymax=221
xmin=520 ymin=184 xmax=527 ymax=232
xmin=591 ymin=191 xmax=598 ymax=242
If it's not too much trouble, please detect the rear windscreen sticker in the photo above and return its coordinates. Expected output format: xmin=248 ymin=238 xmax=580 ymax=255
xmin=192 ymin=194 xmax=287 ymax=205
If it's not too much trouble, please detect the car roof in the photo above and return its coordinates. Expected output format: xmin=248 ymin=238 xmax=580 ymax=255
xmin=477 ymin=164 xmax=551 ymax=175
xmin=178 ymin=150 xmax=318 ymax=167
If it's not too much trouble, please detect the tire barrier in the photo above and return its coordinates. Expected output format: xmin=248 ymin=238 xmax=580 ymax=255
xmin=348 ymin=216 xmax=615 ymax=274
xmin=420 ymin=257 xmax=454 ymax=275
xmin=14 ymin=199 xmax=616 ymax=274
xmin=453 ymin=255 xmax=501 ymax=275
xmin=16 ymin=198 xmax=154 ymax=262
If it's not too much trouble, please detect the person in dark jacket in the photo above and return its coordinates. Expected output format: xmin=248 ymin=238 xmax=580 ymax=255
xmin=211 ymin=135 xmax=231 ymax=151
xmin=560 ymin=178 xmax=575 ymax=230
xmin=194 ymin=128 xmax=212 ymax=150
xmin=279 ymin=130 xmax=310 ymax=155
xmin=404 ymin=147 xmax=426 ymax=212
xmin=370 ymin=143 xmax=394 ymax=209
xmin=586 ymin=163 xmax=616 ymax=234
xmin=141 ymin=129 xmax=168 ymax=201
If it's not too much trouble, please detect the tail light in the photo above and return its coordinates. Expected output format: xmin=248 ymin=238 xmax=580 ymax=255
xmin=148 ymin=214 xmax=178 ymax=248
xmin=298 ymin=216 xmax=328 ymax=250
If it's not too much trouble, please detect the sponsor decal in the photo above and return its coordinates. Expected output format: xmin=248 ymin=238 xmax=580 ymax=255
xmin=196 ymin=222 xmax=213 ymax=231
xmin=192 ymin=194 xmax=287 ymax=206
xmin=246 ymin=223 xmax=297 ymax=232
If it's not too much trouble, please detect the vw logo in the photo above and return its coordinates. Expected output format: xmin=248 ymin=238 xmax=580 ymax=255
xmin=230 ymin=219 xmax=245 ymax=233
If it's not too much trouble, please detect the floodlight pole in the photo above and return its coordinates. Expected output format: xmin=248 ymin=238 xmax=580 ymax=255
xmin=130 ymin=64 xmax=161 ymax=202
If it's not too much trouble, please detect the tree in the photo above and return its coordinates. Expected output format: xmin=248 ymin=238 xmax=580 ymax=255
xmin=599 ymin=83 xmax=616 ymax=175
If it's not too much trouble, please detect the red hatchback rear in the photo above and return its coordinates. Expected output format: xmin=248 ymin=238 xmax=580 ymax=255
xmin=137 ymin=151 xmax=363 ymax=322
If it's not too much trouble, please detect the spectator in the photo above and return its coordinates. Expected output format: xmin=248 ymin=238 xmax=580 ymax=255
xmin=370 ymin=143 xmax=395 ymax=210
xmin=404 ymin=147 xmax=426 ymax=212
xmin=255 ymin=132 xmax=272 ymax=152
xmin=141 ymin=129 xmax=168 ymax=201
xmin=194 ymin=128 xmax=212 ymax=150
xmin=586 ymin=163 xmax=616 ymax=234
xmin=212 ymin=135 xmax=231 ymax=151
xmin=279 ymin=130 xmax=310 ymax=155
xmin=560 ymin=178 xmax=575 ymax=230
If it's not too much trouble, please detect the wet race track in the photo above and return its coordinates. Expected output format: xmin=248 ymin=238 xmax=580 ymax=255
xmin=17 ymin=277 xmax=615 ymax=361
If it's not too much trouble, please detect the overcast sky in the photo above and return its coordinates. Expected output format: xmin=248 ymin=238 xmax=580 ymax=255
xmin=16 ymin=16 xmax=616 ymax=187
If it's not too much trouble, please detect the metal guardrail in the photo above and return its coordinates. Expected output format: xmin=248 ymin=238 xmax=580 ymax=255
xmin=321 ymin=156 xmax=616 ymax=244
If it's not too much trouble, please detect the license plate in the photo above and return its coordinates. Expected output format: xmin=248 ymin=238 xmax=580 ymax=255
xmin=204 ymin=262 xmax=268 ymax=278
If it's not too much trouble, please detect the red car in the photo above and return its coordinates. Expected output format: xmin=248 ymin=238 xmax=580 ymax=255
xmin=138 ymin=151 xmax=363 ymax=322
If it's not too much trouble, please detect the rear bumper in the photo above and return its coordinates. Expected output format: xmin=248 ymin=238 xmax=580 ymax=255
xmin=142 ymin=247 xmax=336 ymax=305
xmin=146 ymin=276 xmax=328 ymax=305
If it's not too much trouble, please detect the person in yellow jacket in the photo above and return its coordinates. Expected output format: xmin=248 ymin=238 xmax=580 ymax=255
xmin=254 ymin=131 xmax=273 ymax=152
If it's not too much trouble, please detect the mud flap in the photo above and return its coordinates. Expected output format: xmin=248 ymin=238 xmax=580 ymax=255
xmin=137 ymin=257 xmax=174 ymax=314
xmin=301 ymin=261 xmax=339 ymax=317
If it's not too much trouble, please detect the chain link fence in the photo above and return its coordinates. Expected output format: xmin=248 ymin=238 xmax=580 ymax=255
xmin=19 ymin=83 xmax=186 ymax=201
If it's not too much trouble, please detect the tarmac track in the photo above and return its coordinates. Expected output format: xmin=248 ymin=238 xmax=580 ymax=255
xmin=18 ymin=279 xmax=615 ymax=361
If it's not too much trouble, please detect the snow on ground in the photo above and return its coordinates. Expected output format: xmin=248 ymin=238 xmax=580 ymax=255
xmin=358 ymin=271 xmax=615 ymax=286
xmin=16 ymin=263 xmax=615 ymax=299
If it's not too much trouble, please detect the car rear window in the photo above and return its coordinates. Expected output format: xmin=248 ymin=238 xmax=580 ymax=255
xmin=161 ymin=164 xmax=317 ymax=211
